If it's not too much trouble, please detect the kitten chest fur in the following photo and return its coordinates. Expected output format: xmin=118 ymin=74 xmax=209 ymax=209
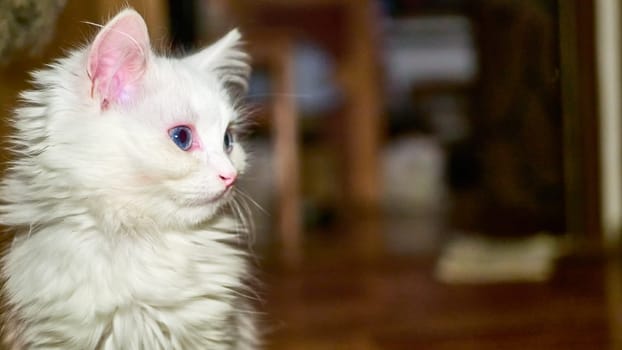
xmin=4 ymin=217 xmax=253 ymax=349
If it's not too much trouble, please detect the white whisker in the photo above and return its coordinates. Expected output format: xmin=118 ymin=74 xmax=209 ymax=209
xmin=235 ymin=189 xmax=268 ymax=216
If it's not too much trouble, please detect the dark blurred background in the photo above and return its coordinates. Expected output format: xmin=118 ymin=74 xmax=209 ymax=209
xmin=1 ymin=0 xmax=620 ymax=348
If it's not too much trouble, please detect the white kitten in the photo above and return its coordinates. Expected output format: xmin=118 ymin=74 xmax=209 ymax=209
xmin=0 ymin=9 xmax=259 ymax=349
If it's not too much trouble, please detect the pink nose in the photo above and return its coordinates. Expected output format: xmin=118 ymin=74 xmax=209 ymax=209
xmin=219 ymin=173 xmax=237 ymax=187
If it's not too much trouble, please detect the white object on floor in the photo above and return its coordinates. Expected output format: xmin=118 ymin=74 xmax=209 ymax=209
xmin=435 ymin=233 xmax=563 ymax=284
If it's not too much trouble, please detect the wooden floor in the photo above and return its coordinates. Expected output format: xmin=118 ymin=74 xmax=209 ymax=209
xmin=260 ymin=251 xmax=614 ymax=349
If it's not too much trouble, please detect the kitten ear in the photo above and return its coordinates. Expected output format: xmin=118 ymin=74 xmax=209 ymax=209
xmin=184 ymin=29 xmax=251 ymax=95
xmin=87 ymin=9 xmax=150 ymax=109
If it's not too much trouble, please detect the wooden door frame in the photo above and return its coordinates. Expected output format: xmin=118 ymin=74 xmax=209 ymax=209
xmin=559 ymin=0 xmax=604 ymax=248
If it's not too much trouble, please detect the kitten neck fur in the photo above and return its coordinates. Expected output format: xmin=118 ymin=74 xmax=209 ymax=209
xmin=0 ymin=9 xmax=258 ymax=349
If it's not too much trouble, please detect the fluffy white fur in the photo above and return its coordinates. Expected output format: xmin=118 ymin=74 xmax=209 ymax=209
xmin=0 ymin=9 xmax=258 ymax=349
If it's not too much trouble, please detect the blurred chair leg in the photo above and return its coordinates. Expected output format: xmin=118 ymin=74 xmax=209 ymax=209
xmin=250 ymin=35 xmax=302 ymax=268
xmin=338 ymin=1 xmax=383 ymax=261
xmin=272 ymin=39 xmax=302 ymax=268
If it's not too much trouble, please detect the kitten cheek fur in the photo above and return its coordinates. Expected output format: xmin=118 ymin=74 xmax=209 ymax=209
xmin=0 ymin=8 xmax=258 ymax=349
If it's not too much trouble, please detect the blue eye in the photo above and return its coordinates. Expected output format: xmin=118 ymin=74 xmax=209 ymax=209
xmin=169 ymin=126 xmax=193 ymax=151
xmin=224 ymin=129 xmax=234 ymax=153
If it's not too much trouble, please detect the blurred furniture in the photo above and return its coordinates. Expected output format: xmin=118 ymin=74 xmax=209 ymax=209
xmin=448 ymin=0 xmax=566 ymax=236
xmin=246 ymin=33 xmax=303 ymax=266
xmin=213 ymin=0 xmax=384 ymax=267
xmin=558 ymin=0 xmax=602 ymax=242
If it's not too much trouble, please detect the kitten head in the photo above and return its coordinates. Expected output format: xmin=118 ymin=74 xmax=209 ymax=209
xmin=16 ymin=9 xmax=252 ymax=231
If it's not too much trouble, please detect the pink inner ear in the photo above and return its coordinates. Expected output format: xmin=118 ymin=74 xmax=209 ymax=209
xmin=87 ymin=10 xmax=150 ymax=109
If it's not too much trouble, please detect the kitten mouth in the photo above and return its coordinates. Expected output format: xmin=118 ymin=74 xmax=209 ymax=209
xmin=186 ymin=187 xmax=233 ymax=206
xmin=217 ymin=186 xmax=234 ymax=200
xmin=208 ymin=187 xmax=234 ymax=203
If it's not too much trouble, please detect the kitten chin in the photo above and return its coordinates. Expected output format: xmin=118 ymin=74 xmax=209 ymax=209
xmin=0 ymin=8 xmax=259 ymax=349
